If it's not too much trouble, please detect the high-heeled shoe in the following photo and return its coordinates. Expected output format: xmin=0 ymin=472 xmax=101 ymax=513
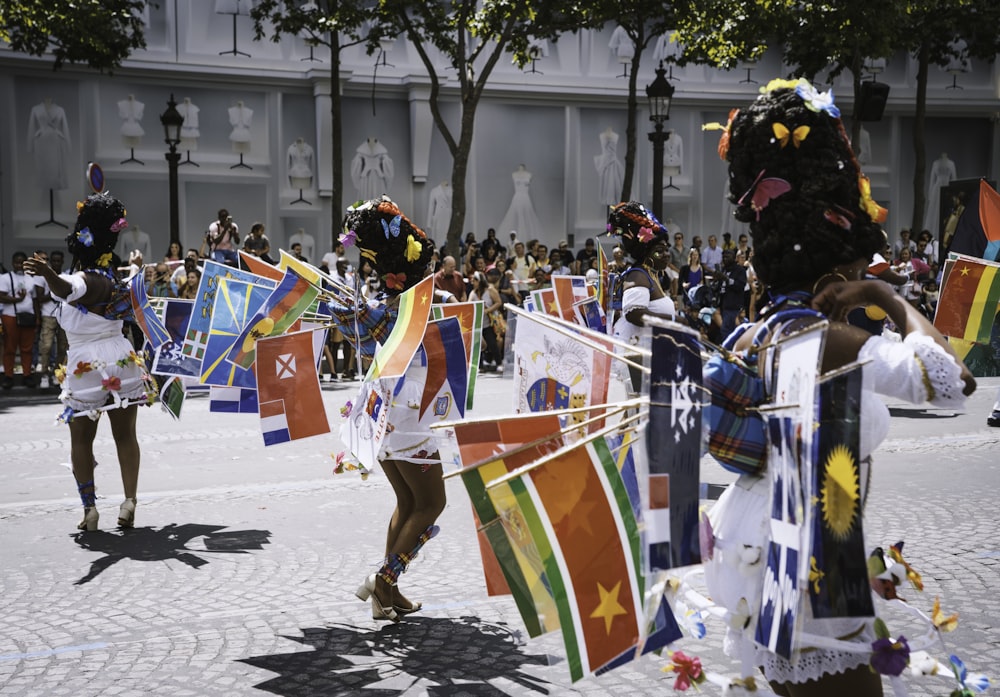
xmin=393 ymin=601 xmax=422 ymax=615
xmin=118 ymin=498 xmax=137 ymax=528
xmin=77 ymin=506 xmax=99 ymax=531
xmin=371 ymin=596 xmax=400 ymax=622
xmin=355 ymin=574 xmax=376 ymax=601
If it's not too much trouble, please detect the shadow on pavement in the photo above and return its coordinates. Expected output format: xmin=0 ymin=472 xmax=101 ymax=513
xmin=241 ymin=615 xmax=555 ymax=696
xmin=887 ymin=407 xmax=961 ymax=419
xmin=72 ymin=524 xmax=271 ymax=585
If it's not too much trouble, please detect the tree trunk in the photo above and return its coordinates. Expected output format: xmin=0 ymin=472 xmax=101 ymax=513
xmin=849 ymin=49 xmax=862 ymax=147
xmin=444 ymin=99 xmax=478 ymax=258
xmin=330 ymin=31 xmax=343 ymax=249
xmin=911 ymin=42 xmax=929 ymax=234
xmin=620 ymin=47 xmax=642 ymax=202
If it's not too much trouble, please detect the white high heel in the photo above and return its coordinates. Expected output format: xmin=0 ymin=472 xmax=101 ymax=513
xmin=118 ymin=498 xmax=137 ymax=528
xmin=356 ymin=574 xmax=400 ymax=622
xmin=355 ymin=574 xmax=376 ymax=601
xmin=77 ymin=506 xmax=99 ymax=532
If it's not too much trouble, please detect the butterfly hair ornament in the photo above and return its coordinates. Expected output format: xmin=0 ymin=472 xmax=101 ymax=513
xmin=738 ymin=169 xmax=792 ymax=220
xmin=772 ymin=122 xmax=810 ymax=149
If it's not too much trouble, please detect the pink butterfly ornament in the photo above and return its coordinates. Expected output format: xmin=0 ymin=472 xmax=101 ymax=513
xmin=738 ymin=169 xmax=791 ymax=220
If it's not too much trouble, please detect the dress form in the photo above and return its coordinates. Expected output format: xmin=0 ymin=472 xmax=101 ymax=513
xmin=594 ymin=127 xmax=624 ymax=206
xmin=117 ymin=225 xmax=152 ymax=261
xmin=228 ymin=101 xmax=253 ymax=168
xmin=28 ymin=97 xmax=71 ymax=191
xmin=427 ymin=180 xmax=453 ymax=239
xmin=498 ymin=164 xmax=542 ymax=240
xmin=118 ymin=95 xmax=145 ymax=165
xmin=177 ymin=97 xmax=200 ymax=165
xmin=350 ymin=137 xmax=394 ymax=199
xmin=925 ymin=153 xmax=957 ymax=235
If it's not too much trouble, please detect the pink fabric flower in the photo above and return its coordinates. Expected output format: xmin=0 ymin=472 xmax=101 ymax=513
xmin=665 ymin=651 xmax=703 ymax=691
xmin=110 ymin=217 xmax=129 ymax=233
xmin=638 ymin=226 xmax=655 ymax=243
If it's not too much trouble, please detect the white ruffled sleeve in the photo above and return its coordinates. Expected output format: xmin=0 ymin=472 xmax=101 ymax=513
xmin=858 ymin=332 xmax=967 ymax=408
xmin=60 ymin=272 xmax=88 ymax=304
xmin=621 ymin=285 xmax=650 ymax=315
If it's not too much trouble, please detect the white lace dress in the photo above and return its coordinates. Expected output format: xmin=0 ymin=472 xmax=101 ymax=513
xmin=704 ymin=331 xmax=967 ymax=683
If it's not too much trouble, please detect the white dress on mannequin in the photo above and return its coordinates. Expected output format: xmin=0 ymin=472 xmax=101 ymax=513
xmin=118 ymin=96 xmax=145 ymax=143
xmin=664 ymin=131 xmax=683 ymax=175
xmin=925 ymin=153 xmax=956 ymax=234
xmin=228 ymin=102 xmax=253 ymax=152
xmin=177 ymin=98 xmax=200 ymax=150
xmin=27 ymin=99 xmax=71 ymax=190
xmin=653 ymin=30 xmax=683 ymax=65
xmin=594 ymin=128 xmax=625 ymax=206
xmin=117 ymin=225 xmax=153 ymax=261
xmin=427 ymin=181 xmax=453 ymax=239
xmin=608 ymin=26 xmax=634 ymax=62
xmin=351 ymin=138 xmax=394 ymax=200
xmin=287 ymin=139 xmax=315 ymax=188
xmin=498 ymin=165 xmax=543 ymax=240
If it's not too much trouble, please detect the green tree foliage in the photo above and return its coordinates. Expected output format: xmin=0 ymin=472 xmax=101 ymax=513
xmin=251 ymin=0 xmax=374 ymax=247
xmin=0 ymin=0 xmax=148 ymax=71
xmin=370 ymin=0 xmax=577 ymax=255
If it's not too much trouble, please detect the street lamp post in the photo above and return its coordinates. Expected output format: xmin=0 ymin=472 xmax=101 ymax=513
xmin=159 ymin=94 xmax=184 ymax=248
xmin=645 ymin=62 xmax=675 ymax=222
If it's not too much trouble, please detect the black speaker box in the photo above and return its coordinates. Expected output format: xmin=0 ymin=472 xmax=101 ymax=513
xmin=858 ymin=81 xmax=890 ymax=122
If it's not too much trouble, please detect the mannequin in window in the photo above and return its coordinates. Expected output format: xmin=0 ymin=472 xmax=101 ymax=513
xmin=177 ymin=97 xmax=200 ymax=153
xmin=652 ymin=29 xmax=683 ymax=66
xmin=427 ymin=180 xmax=453 ymax=239
xmin=498 ymin=164 xmax=543 ymax=240
xmin=118 ymin=95 xmax=145 ymax=148
xmin=215 ymin=0 xmax=255 ymax=14
xmin=925 ymin=152 xmax=957 ymax=235
xmin=228 ymin=101 xmax=253 ymax=152
xmin=117 ymin=224 xmax=152 ymax=261
xmin=595 ymin=127 xmax=625 ymax=206
xmin=608 ymin=26 xmax=634 ymax=62
xmin=27 ymin=98 xmax=71 ymax=190
xmin=289 ymin=228 xmax=315 ymax=262
xmin=855 ymin=126 xmax=872 ymax=166
xmin=287 ymin=138 xmax=315 ymax=189
xmin=350 ymin=137 xmax=394 ymax=200
xmin=664 ymin=130 xmax=683 ymax=176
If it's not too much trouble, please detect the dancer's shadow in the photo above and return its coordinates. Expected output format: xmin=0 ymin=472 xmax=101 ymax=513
xmin=241 ymin=615 xmax=555 ymax=696
xmin=888 ymin=407 xmax=961 ymax=419
xmin=72 ymin=524 xmax=271 ymax=585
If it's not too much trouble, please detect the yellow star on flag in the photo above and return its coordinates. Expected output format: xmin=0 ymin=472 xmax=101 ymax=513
xmin=960 ymin=266 xmax=970 ymax=276
xmin=590 ymin=580 xmax=628 ymax=634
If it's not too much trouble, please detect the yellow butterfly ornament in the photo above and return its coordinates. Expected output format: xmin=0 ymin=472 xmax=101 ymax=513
xmin=772 ymin=122 xmax=810 ymax=149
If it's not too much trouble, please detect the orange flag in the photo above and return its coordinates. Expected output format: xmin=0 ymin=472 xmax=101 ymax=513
xmin=979 ymin=179 xmax=1000 ymax=243
xmin=367 ymin=274 xmax=434 ymax=380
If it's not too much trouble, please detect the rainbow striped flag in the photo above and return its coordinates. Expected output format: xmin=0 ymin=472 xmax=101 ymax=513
xmin=432 ymin=301 xmax=484 ymax=409
xmin=367 ymin=274 xmax=435 ymax=381
xmin=934 ymin=255 xmax=1000 ymax=344
xmin=226 ymin=267 xmax=320 ymax=369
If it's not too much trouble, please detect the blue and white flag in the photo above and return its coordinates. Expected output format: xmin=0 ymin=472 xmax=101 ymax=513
xmin=209 ymin=386 xmax=259 ymax=414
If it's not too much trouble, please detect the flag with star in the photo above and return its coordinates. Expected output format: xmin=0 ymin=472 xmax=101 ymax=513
xmin=807 ymin=364 xmax=873 ymax=619
xmin=431 ymin=301 xmax=484 ymax=409
xmin=500 ymin=436 xmax=681 ymax=680
xmin=530 ymin=288 xmax=557 ymax=317
xmin=512 ymin=315 xmax=611 ymax=432
xmin=933 ymin=254 xmax=1000 ymax=344
xmin=184 ymin=260 xmax=275 ymax=367
xmin=256 ymin=329 xmax=330 ymax=446
xmin=645 ymin=321 xmax=703 ymax=571
xmin=200 ymin=278 xmax=271 ymax=388
xmin=226 ymin=266 xmax=320 ymax=369
xmin=367 ymin=274 xmax=435 ymax=381
xmin=448 ymin=411 xmax=568 ymax=638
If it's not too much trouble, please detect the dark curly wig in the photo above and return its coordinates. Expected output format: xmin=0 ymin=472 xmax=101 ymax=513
xmin=66 ymin=192 xmax=128 ymax=273
xmin=341 ymin=196 xmax=435 ymax=295
xmin=723 ymin=79 xmax=885 ymax=293
xmin=606 ymin=200 xmax=669 ymax=264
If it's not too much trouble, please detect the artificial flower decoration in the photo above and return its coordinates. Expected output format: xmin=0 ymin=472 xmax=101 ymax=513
xmin=795 ymin=80 xmax=841 ymax=118
xmin=110 ymin=217 xmax=128 ymax=233
xmin=638 ymin=226 xmax=655 ymax=243
xmin=332 ymin=451 xmax=346 ymax=475
xmin=950 ymin=654 xmax=991 ymax=695
xmin=907 ymin=650 xmax=941 ymax=676
xmin=858 ymin=174 xmax=889 ymax=223
xmin=887 ymin=541 xmax=924 ymax=590
xmin=663 ymin=650 xmax=705 ymax=691
xmin=73 ymin=361 xmax=94 ymax=377
xmin=77 ymin=227 xmax=94 ymax=247
xmin=76 ymin=200 xmax=85 ymax=213
xmin=340 ymin=400 xmax=353 ymax=419
xmin=348 ymin=199 xmax=373 ymax=212
xmin=405 ymin=234 xmax=423 ymax=262
xmin=57 ymin=406 xmax=75 ymax=425
xmin=101 ymin=376 xmax=122 ymax=392
xmin=339 ymin=228 xmax=358 ymax=248
xmin=932 ymin=596 xmax=959 ymax=633
xmin=54 ymin=365 xmax=67 ymax=384
xmin=763 ymin=77 xmax=804 ymax=94
xmin=772 ymin=122 xmax=810 ymax=149
xmin=96 ymin=252 xmax=114 ymax=268
xmin=384 ymin=272 xmax=406 ymax=291
xmin=725 ymin=676 xmax=758 ymax=694
xmin=702 ymin=108 xmax=740 ymax=161
xmin=870 ymin=618 xmax=910 ymax=677
xmin=676 ymin=601 xmax=707 ymax=639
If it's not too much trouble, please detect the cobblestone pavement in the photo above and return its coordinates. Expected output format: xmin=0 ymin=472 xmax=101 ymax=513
xmin=1 ymin=375 xmax=998 ymax=696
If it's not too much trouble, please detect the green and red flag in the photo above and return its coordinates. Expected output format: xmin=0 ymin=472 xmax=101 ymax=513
xmin=367 ymin=274 xmax=435 ymax=380
xmin=933 ymin=255 xmax=1000 ymax=343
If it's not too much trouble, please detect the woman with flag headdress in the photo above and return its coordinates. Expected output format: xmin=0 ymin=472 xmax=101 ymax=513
xmin=608 ymin=200 xmax=678 ymax=393
xmin=23 ymin=193 xmax=156 ymax=532
xmin=332 ymin=195 xmax=443 ymax=623
xmin=702 ymin=79 xmax=976 ymax=694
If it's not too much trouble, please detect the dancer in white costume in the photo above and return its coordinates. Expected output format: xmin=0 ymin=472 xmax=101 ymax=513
xmin=27 ymin=99 xmax=71 ymax=190
xmin=351 ymin=138 xmax=394 ymax=200
xmin=594 ymin=128 xmax=625 ymax=206
xmin=498 ymin=165 xmax=542 ymax=241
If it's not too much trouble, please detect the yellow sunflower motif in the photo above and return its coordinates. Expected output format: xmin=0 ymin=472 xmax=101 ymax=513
xmin=820 ymin=444 xmax=860 ymax=540
xmin=96 ymin=252 xmax=114 ymax=268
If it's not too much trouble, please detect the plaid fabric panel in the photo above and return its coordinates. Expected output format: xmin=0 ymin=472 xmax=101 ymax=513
xmin=704 ymin=355 xmax=767 ymax=475
xmin=328 ymin=300 xmax=395 ymax=357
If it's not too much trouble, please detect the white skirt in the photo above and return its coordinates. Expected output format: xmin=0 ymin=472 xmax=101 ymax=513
xmin=59 ymin=334 xmax=152 ymax=413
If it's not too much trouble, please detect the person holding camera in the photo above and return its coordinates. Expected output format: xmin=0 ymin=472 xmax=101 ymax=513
xmin=204 ymin=208 xmax=240 ymax=266
xmin=0 ymin=251 xmax=42 ymax=389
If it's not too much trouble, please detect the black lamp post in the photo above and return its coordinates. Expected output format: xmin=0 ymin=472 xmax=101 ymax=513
xmin=160 ymin=94 xmax=184 ymax=247
xmin=645 ymin=62 xmax=675 ymax=221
